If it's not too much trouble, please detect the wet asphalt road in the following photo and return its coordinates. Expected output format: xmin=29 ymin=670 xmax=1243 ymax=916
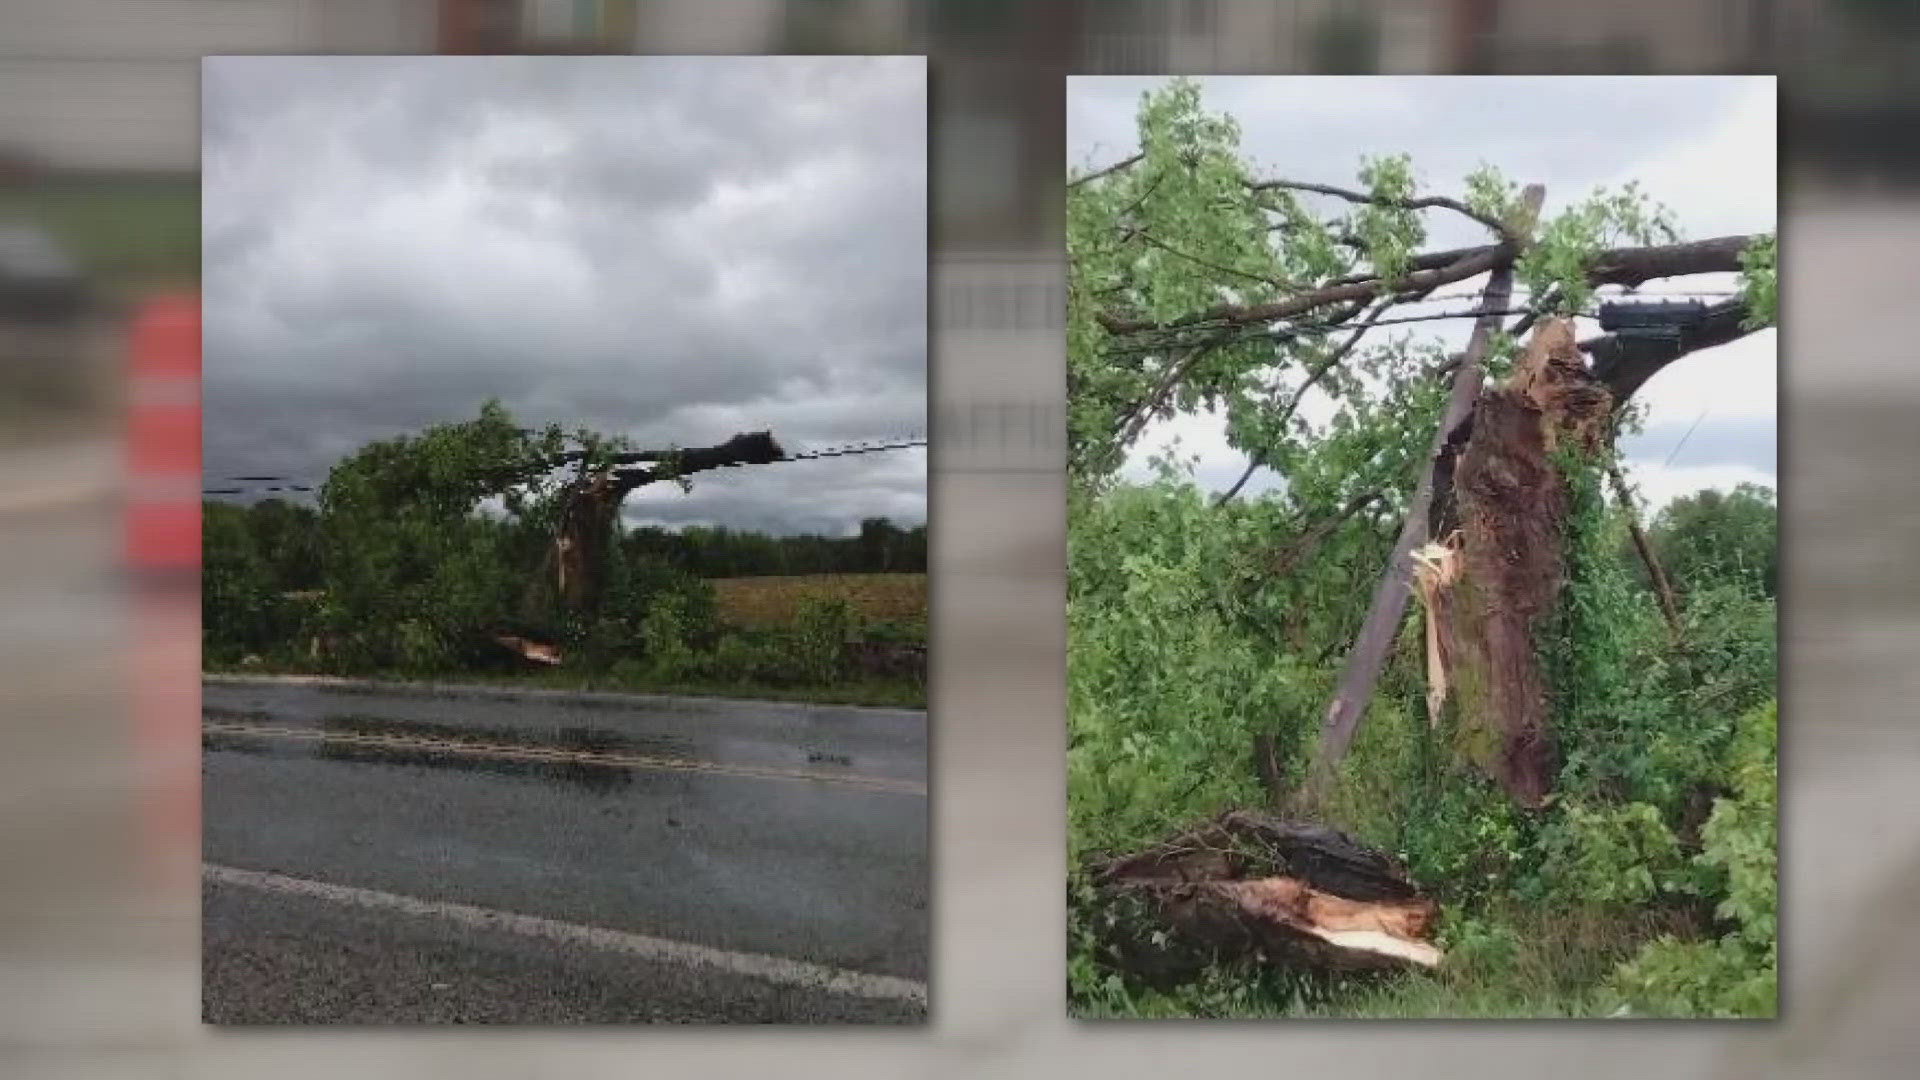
xmin=200 ymin=678 xmax=928 ymax=1024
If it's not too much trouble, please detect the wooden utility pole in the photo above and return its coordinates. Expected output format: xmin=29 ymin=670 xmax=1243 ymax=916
xmin=1607 ymin=459 xmax=1685 ymax=645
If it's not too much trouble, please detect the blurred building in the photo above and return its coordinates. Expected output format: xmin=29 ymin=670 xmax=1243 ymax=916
xmin=1449 ymin=0 xmax=1772 ymax=72
xmin=440 ymin=0 xmax=639 ymax=53
xmin=0 ymin=1 xmax=435 ymax=174
xmin=1073 ymin=0 xmax=1445 ymax=74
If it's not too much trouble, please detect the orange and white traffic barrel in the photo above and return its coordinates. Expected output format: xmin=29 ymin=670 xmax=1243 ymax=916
xmin=124 ymin=293 xmax=201 ymax=896
xmin=124 ymin=293 xmax=201 ymax=574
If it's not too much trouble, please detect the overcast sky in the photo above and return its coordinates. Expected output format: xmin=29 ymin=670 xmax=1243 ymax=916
xmin=203 ymin=56 xmax=925 ymax=537
xmin=1068 ymin=76 xmax=1776 ymax=511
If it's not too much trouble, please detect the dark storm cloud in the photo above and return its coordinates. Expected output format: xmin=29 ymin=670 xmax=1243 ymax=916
xmin=202 ymin=56 xmax=925 ymax=535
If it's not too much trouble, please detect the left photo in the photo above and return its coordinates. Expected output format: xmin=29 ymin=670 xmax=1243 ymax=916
xmin=199 ymin=55 xmax=928 ymax=1024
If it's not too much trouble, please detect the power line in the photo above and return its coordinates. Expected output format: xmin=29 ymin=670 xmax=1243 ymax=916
xmin=787 ymin=437 xmax=928 ymax=461
xmin=1393 ymin=285 xmax=1743 ymax=306
xmin=1662 ymin=409 xmax=1710 ymax=470
xmin=201 ymin=435 xmax=927 ymax=498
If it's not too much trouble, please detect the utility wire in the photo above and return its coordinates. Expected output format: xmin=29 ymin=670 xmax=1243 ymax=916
xmin=202 ymin=436 xmax=928 ymax=497
xmin=1104 ymin=304 xmax=1595 ymax=357
xmin=1662 ymin=409 xmax=1710 ymax=470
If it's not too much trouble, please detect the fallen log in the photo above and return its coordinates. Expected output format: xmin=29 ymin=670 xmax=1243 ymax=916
xmin=1085 ymin=811 xmax=1442 ymax=988
xmin=492 ymin=634 xmax=561 ymax=666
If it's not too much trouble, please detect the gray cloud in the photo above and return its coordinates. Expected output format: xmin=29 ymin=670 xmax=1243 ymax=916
xmin=1620 ymin=415 xmax=1777 ymax=477
xmin=1069 ymin=76 xmax=1758 ymax=250
xmin=203 ymin=55 xmax=925 ymax=535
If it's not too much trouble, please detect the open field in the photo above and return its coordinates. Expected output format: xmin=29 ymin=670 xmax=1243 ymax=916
xmin=711 ymin=573 xmax=928 ymax=631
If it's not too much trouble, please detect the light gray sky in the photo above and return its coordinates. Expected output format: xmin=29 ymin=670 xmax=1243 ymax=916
xmin=203 ymin=55 xmax=926 ymax=537
xmin=1068 ymin=75 xmax=1777 ymax=511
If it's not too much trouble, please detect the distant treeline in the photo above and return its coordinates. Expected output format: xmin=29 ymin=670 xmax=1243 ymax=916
xmin=208 ymin=497 xmax=925 ymax=591
xmin=626 ymin=518 xmax=927 ymax=577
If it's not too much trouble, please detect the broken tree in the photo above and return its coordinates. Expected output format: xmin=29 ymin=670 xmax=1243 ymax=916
xmin=1427 ymin=316 xmax=1612 ymax=804
xmin=1314 ymin=295 xmax=1765 ymax=807
xmin=1085 ymin=811 xmax=1443 ymax=986
xmin=1066 ymin=82 xmax=1777 ymax=997
xmin=521 ymin=431 xmax=785 ymax=641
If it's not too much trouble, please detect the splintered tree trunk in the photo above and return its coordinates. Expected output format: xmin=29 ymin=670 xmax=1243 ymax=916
xmin=554 ymin=470 xmax=621 ymax=619
xmin=527 ymin=431 xmax=789 ymax=635
xmin=1086 ymin=812 xmax=1442 ymax=987
xmin=1310 ymin=184 xmax=1545 ymax=800
xmin=1434 ymin=317 xmax=1613 ymax=807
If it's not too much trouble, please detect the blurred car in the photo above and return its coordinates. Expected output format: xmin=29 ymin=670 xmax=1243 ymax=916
xmin=0 ymin=221 xmax=89 ymax=322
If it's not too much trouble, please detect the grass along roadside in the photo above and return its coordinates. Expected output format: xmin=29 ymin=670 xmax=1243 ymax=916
xmin=203 ymin=659 xmax=925 ymax=710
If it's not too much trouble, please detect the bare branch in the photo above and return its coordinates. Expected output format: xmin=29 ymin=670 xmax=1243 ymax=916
xmin=1584 ymin=235 xmax=1761 ymax=288
xmin=1250 ymin=178 xmax=1514 ymax=242
xmin=1111 ymin=332 xmax=1235 ymax=451
xmin=1607 ymin=460 xmax=1685 ymax=646
xmin=1097 ymin=233 xmax=1763 ymax=340
xmin=1098 ymin=244 xmax=1510 ymax=337
xmin=1324 ymin=244 xmax=1494 ymax=288
xmin=1068 ymin=151 xmax=1143 ymax=189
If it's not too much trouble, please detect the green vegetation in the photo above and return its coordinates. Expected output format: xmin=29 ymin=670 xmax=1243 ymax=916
xmin=203 ymin=401 xmax=926 ymax=708
xmin=1636 ymin=483 xmax=1777 ymax=601
xmin=1066 ymin=81 xmax=1776 ymax=1018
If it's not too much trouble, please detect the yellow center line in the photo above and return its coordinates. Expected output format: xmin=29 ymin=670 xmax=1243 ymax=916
xmin=203 ymin=719 xmax=926 ymax=796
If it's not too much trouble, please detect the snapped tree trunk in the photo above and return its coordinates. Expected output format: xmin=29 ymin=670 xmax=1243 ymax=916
xmin=513 ymin=431 xmax=787 ymax=658
xmin=1426 ymin=317 xmax=1613 ymax=807
xmin=1308 ymin=185 xmax=1545 ymax=800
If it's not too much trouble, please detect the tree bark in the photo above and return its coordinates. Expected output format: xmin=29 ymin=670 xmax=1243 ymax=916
xmin=1440 ymin=317 xmax=1613 ymax=807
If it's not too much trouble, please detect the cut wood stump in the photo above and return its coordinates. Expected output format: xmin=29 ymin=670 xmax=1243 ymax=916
xmin=1085 ymin=811 xmax=1442 ymax=987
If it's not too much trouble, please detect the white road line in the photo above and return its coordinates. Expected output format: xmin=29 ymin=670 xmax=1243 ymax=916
xmin=204 ymin=862 xmax=928 ymax=1006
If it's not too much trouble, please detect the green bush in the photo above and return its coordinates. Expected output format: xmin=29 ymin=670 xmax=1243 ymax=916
xmin=1068 ymin=480 xmax=1321 ymax=859
xmin=1533 ymin=801 xmax=1690 ymax=907
xmin=1606 ymin=700 xmax=1776 ymax=1017
xmin=791 ymin=595 xmax=860 ymax=685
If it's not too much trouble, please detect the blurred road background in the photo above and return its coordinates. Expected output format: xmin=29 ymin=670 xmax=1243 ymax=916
xmin=2 ymin=0 xmax=1917 ymax=1076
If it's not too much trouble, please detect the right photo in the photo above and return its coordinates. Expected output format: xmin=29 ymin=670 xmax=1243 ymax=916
xmin=1066 ymin=76 xmax=1777 ymax=1020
